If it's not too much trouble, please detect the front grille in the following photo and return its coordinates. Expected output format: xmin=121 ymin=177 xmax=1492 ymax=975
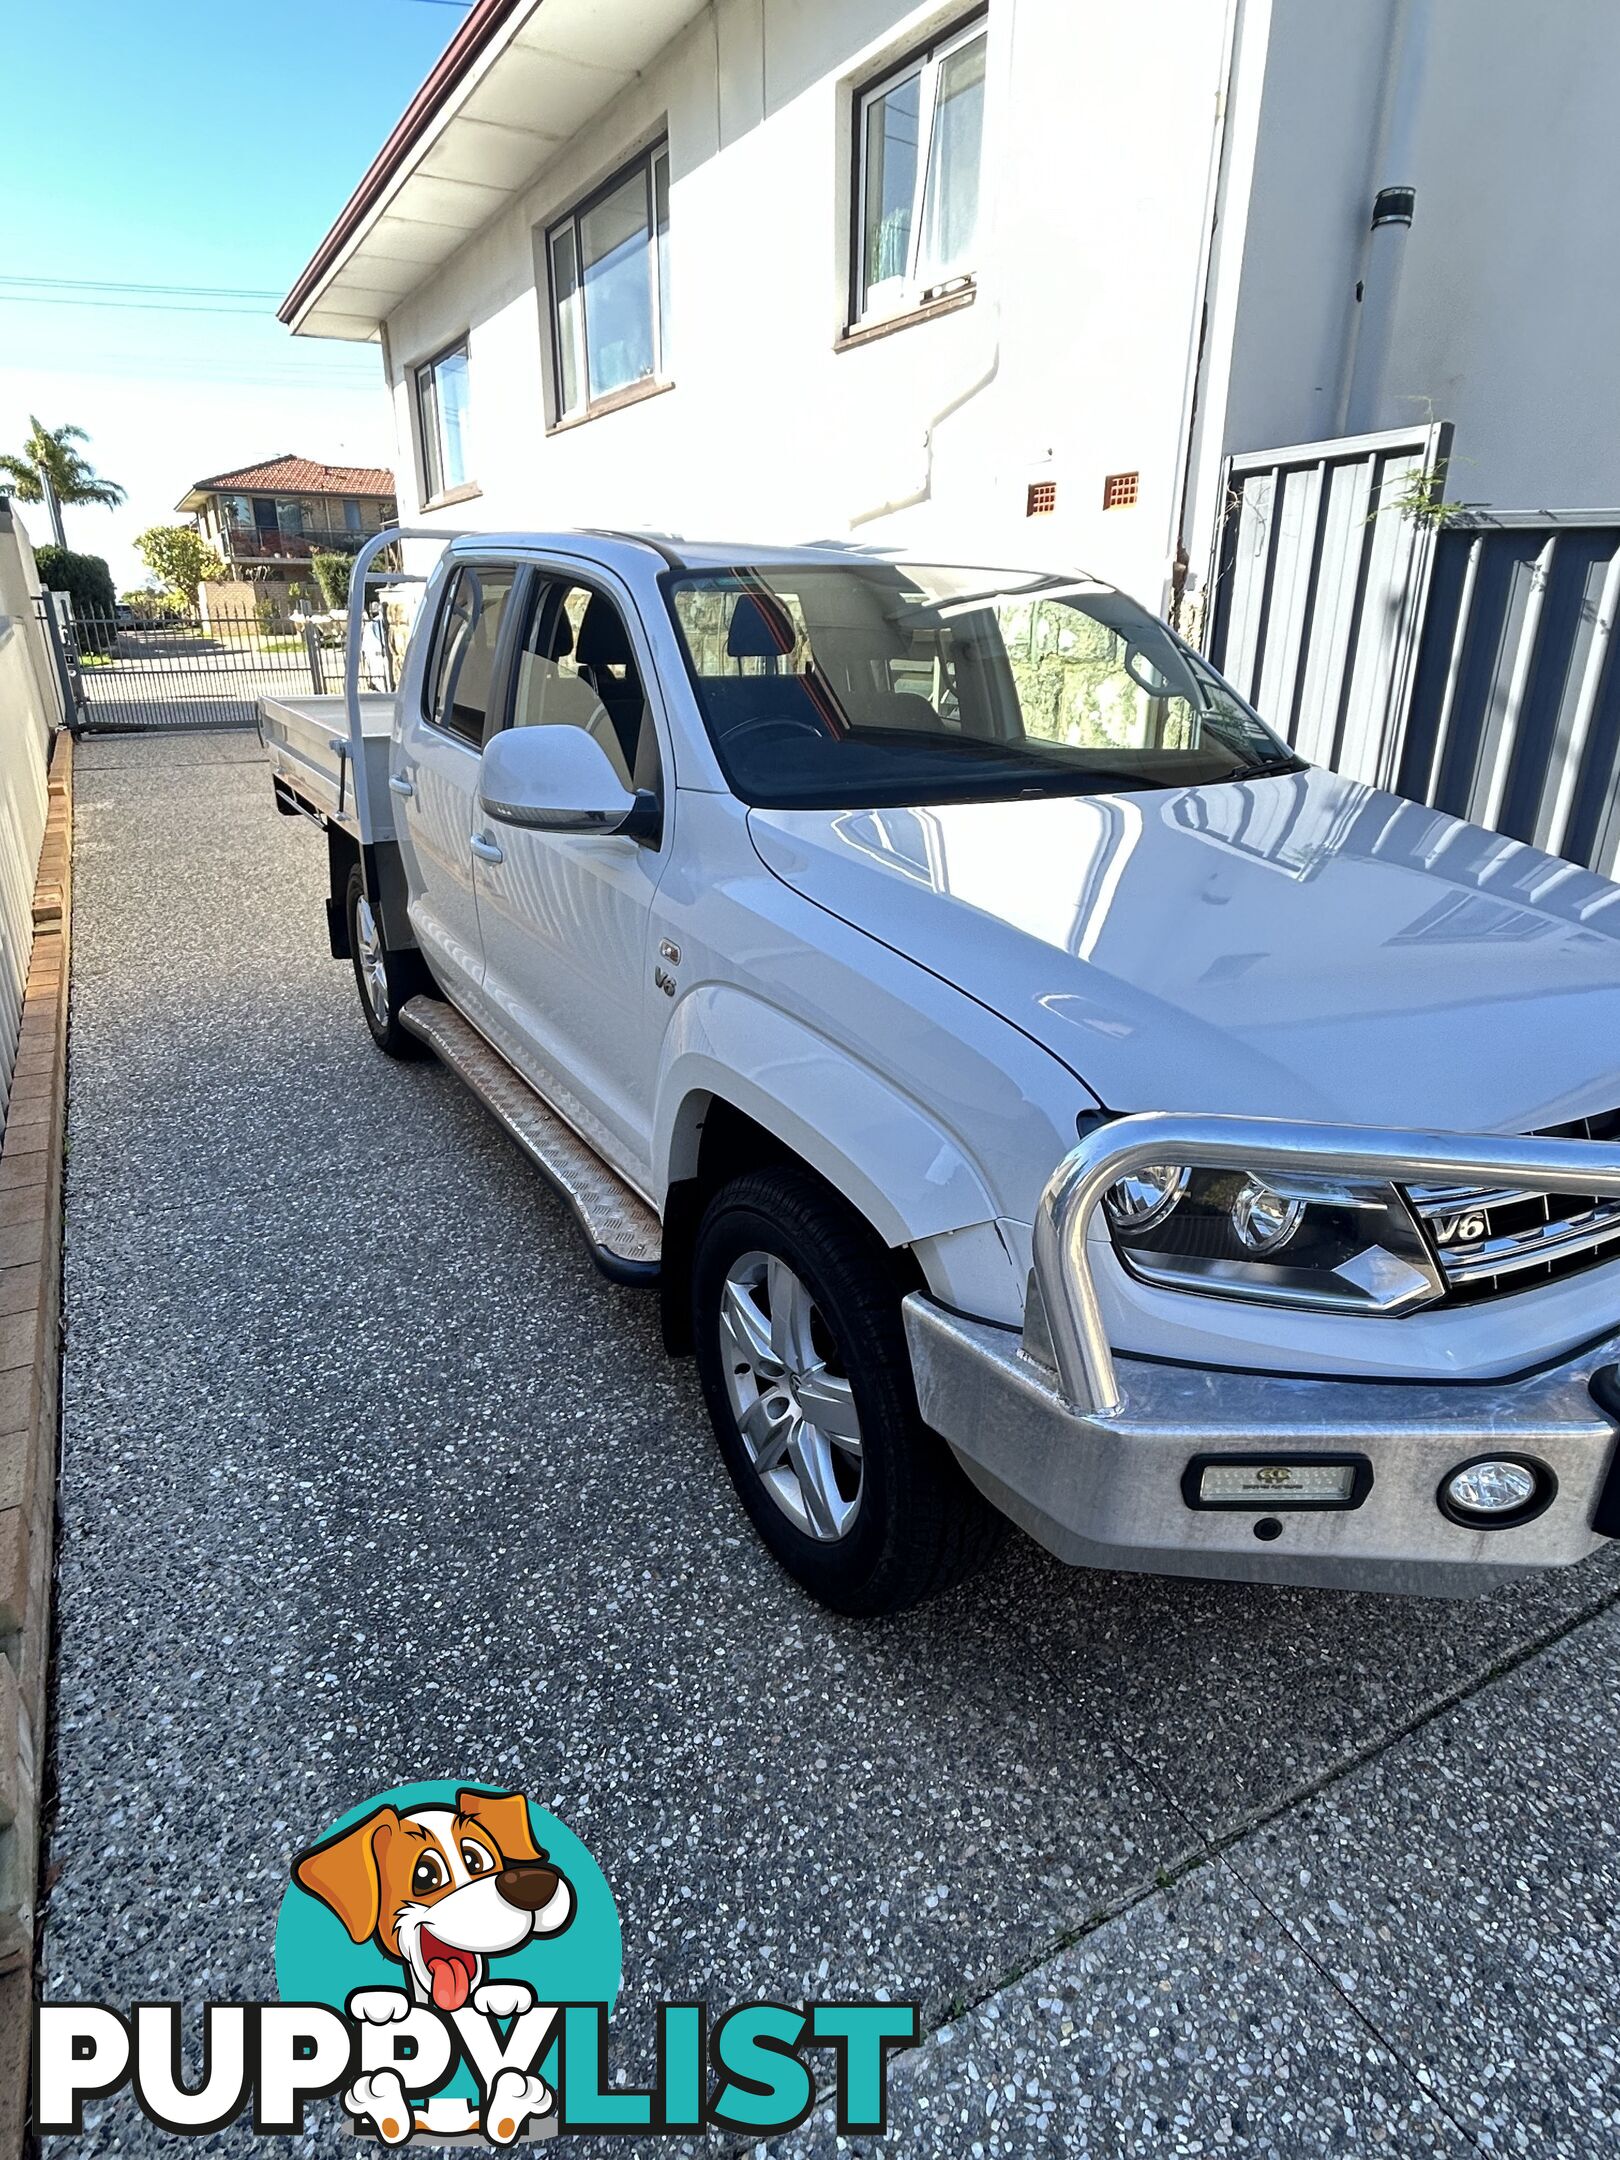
xmin=1405 ymin=1109 xmax=1620 ymax=1306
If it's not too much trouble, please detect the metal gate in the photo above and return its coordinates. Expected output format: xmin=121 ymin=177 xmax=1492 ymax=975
xmin=1207 ymin=421 xmax=1451 ymax=788
xmin=38 ymin=601 xmax=375 ymax=734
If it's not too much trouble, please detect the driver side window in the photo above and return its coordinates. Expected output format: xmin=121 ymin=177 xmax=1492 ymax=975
xmin=506 ymin=579 xmax=662 ymax=795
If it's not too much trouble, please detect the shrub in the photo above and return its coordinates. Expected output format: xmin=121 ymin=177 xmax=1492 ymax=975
xmin=119 ymin=588 xmax=188 ymax=625
xmin=311 ymin=549 xmax=354 ymax=612
xmin=35 ymin=545 xmax=116 ymax=651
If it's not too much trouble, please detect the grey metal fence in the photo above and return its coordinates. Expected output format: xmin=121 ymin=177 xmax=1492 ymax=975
xmin=1207 ymin=421 xmax=1450 ymax=789
xmin=42 ymin=604 xmax=386 ymax=733
xmin=1395 ymin=515 xmax=1620 ymax=877
xmin=1208 ymin=429 xmax=1620 ymax=880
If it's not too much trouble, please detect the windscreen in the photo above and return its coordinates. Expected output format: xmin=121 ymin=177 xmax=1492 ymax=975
xmin=666 ymin=563 xmax=1296 ymax=808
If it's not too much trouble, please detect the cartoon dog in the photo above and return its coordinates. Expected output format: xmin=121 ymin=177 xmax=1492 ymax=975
xmin=293 ymin=1788 xmax=574 ymax=2144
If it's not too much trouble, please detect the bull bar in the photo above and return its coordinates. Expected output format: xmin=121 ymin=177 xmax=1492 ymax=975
xmin=901 ymin=1114 xmax=1620 ymax=1593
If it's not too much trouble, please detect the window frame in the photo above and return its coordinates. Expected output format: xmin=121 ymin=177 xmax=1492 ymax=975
xmin=543 ymin=139 xmax=672 ymax=427
xmin=849 ymin=8 xmax=989 ymax=332
xmin=419 ymin=558 xmax=522 ymax=753
xmin=414 ymin=335 xmax=473 ymax=506
xmin=494 ymin=565 xmax=668 ymax=812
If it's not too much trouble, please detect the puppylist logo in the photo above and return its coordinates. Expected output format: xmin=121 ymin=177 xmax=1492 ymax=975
xmin=35 ymin=1780 xmax=919 ymax=2144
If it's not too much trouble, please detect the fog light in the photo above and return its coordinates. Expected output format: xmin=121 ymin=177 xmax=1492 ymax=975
xmin=1442 ymin=1457 xmax=1545 ymax=1524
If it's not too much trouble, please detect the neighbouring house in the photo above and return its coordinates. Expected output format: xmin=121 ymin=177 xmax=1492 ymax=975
xmin=279 ymin=0 xmax=1620 ymax=874
xmin=176 ymin=455 xmax=397 ymax=617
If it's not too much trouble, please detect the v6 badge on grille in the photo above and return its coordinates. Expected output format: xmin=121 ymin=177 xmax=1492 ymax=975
xmin=1430 ymin=1209 xmax=1489 ymax=1246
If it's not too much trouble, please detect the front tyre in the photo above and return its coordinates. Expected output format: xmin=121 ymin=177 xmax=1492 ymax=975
xmin=346 ymin=865 xmax=430 ymax=1059
xmin=692 ymin=1165 xmax=1003 ymax=1615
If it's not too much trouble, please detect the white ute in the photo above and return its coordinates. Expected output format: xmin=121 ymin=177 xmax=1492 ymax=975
xmin=261 ymin=528 xmax=1620 ymax=1613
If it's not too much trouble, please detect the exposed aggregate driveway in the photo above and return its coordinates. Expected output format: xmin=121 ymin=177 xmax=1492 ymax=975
xmin=40 ymin=732 xmax=1620 ymax=2157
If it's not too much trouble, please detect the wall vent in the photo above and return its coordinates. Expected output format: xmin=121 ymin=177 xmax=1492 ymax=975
xmin=1026 ymin=481 xmax=1057 ymax=517
xmin=1102 ymin=470 xmax=1140 ymax=510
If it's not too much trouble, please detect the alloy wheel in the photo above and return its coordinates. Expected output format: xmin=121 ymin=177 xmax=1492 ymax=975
xmin=717 ymin=1251 xmax=864 ymax=1541
xmin=354 ymin=892 xmax=390 ymax=1027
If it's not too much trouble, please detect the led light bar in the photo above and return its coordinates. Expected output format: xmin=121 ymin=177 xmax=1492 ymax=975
xmin=1182 ymin=1455 xmax=1372 ymax=1511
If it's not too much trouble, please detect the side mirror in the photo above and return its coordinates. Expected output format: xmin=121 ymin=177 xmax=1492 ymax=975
xmin=480 ymin=725 xmax=655 ymax=839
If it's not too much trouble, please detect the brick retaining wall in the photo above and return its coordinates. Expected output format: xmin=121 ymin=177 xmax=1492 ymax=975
xmin=0 ymin=731 xmax=71 ymax=2155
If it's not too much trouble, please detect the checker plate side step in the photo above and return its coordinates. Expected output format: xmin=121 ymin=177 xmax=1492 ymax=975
xmin=401 ymin=996 xmax=661 ymax=1285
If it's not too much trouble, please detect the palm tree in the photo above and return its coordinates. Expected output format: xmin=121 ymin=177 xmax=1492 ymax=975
xmin=0 ymin=417 xmax=126 ymax=549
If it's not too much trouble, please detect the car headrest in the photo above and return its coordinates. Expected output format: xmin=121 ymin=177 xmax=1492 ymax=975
xmin=575 ymin=595 xmax=633 ymax=670
xmin=726 ymin=590 xmax=797 ymax=660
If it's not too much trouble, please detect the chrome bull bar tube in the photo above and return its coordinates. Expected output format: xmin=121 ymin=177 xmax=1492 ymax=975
xmin=1031 ymin=1114 xmax=1620 ymax=1418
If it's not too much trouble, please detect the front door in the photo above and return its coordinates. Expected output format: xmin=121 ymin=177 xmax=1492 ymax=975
xmin=472 ymin=572 xmax=670 ymax=1185
xmin=395 ymin=561 xmax=518 ymax=997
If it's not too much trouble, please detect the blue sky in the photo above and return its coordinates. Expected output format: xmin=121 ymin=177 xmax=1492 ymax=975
xmin=0 ymin=0 xmax=465 ymax=583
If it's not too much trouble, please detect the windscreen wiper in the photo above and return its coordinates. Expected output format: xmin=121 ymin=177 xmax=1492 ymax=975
xmin=1199 ymin=752 xmax=1309 ymax=782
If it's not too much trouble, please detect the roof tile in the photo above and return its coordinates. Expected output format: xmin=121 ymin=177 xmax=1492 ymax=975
xmin=187 ymin=455 xmax=396 ymax=498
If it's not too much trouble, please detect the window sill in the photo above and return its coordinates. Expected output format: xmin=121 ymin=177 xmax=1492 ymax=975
xmin=836 ymin=284 xmax=977 ymax=352
xmin=547 ymin=377 xmax=675 ymax=434
xmin=423 ymin=482 xmax=483 ymax=511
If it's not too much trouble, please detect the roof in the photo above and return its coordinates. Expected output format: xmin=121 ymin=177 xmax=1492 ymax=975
xmin=281 ymin=0 xmax=709 ymax=340
xmin=436 ymin=529 xmax=1094 ymax=583
xmin=175 ymin=456 xmax=397 ymax=513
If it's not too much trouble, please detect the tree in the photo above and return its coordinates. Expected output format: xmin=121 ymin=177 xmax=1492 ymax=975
xmin=311 ymin=549 xmax=354 ymax=611
xmin=34 ymin=546 xmax=117 ymax=651
xmin=133 ymin=524 xmax=227 ymax=606
xmin=0 ymin=417 xmax=125 ymax=548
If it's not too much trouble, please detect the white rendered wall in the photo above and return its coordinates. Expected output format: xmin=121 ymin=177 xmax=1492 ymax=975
xmin=382 ymin=0 xmax=1228 ymax=609
xmin=1185 ymin=0 xmax=1620 ymax=590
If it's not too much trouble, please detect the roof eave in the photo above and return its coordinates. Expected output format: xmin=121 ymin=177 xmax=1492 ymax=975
xmin=278 ymin=0 xmax=525 ymax=333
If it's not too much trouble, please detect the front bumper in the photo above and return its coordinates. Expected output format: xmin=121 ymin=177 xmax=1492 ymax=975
xmin=905 ymin=1294 xmax=1620 ymax=1593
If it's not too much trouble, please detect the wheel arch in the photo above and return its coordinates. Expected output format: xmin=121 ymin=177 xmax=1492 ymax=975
xmin=654 ymin=988 xmax=1000 ymax=1352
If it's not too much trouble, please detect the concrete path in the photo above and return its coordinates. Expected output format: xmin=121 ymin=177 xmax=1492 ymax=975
xmin=41 ymin=734 xmax=1620 ymax=2156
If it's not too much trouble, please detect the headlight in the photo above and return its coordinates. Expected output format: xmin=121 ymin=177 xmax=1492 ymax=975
xmin=1102 ymin=1162 xmax=1188 ymax=1232
xmin=1101 ymin=1161 xmax=1443 ymax=1314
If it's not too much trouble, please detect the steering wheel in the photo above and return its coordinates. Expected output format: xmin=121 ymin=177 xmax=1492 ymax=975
xmin=723 ymin=714 xmax=832 ymax=753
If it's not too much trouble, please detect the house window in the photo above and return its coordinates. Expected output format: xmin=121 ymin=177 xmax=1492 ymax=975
xmin=855 ymin=14 xmax=987 ymax=325
xmin=344 ymin=500 xmax=362 ymax=534
xmin=416 ymin=338 xmax=472 ymax=501
xmin=547 ymin=143 xmax=671 ymax=421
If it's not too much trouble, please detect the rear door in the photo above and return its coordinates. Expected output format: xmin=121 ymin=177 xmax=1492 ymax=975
xmin=394 ymin=560 xmax=518 ymax=994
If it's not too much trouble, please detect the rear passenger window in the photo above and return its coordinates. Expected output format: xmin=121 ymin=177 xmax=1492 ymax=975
xmin=425 ymin=565 xmax=516 ymax=747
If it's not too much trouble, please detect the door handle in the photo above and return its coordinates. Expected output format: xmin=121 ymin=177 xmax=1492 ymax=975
xmin=470 ymin=831 xmax=505 ymax=864
xmin=388 ymin=773 xmax=415 ymax=798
